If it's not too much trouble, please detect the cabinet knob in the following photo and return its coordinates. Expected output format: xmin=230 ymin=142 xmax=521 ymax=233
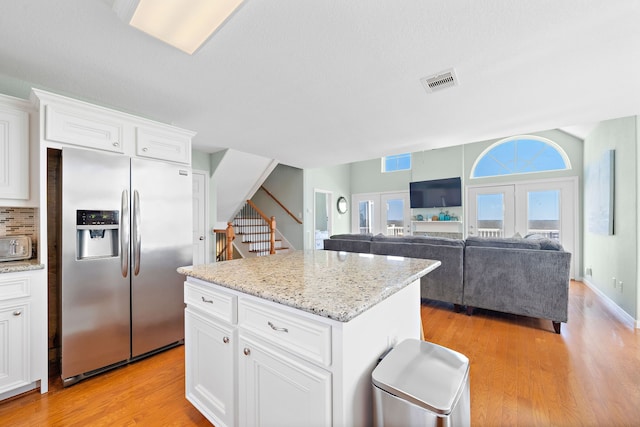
xmin=142 ymin=147 xmax=149 ymax=152
xmin=243 ymin=348 xmax=251 ymax=356
xmin=112 ymin=141 xmax=120 ymax=147
xmin=13 ymin=310 xmax=22 ymax=316
xmin=223 ymin=336 xmax=229 ymax=344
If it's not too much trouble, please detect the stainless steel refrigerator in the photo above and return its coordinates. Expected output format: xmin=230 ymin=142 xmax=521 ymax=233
xmin=60 ymin=147 xmax=192 ymax=385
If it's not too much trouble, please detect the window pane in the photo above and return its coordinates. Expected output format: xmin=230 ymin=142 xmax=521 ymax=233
xmin=472 ymin=137 xmax=569 ymax=178
xmin=385 ymin=199 xmax=405 ymax=236
xmin=358 ymin=201 xmax=373 ymax=234
xmin=527 ymin=190 xmax=560 ymax=239
xmin=477 ymin=193 xmax=504 ymax=237
xmin=383 ymin=153 xmax=411 ymax=172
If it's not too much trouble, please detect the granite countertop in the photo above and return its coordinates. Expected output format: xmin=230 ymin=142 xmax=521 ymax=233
xmin=178 ymin=250 xmax=440 ymax=322
xmin=0 ymin=259 xmax=45 ymax=274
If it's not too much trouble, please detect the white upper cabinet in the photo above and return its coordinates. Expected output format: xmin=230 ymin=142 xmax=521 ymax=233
xmin=0 ymin=103 xmax=29 ymax=200
xmin=33 ymin=89 xmax=195 ymax=165
xmin=44 ymin=104 xmax=125 ymax=153
xmin=136 ymin=126 xmax=191 ymax=164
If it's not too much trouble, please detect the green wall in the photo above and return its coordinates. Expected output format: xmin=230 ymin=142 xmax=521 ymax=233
xmin=251 ymin=164 xmax=304 ymax=249
xmin=582 ymin=116 xmax=638 ymax=320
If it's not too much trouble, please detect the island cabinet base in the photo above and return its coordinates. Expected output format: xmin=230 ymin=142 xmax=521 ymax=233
xmin=184 ymin=276 xmax=421 ymax=427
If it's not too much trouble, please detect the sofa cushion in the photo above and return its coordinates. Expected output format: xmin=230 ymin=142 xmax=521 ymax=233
xmin=465 ymin=235 xmax=541 ymax=250
xmin=372 ymin=233 xmax=464 ymax=247
xmin=329 ymin=233 xmax=373 ymax=241
xmin=525 ymin=234 xmax=564 ymax=251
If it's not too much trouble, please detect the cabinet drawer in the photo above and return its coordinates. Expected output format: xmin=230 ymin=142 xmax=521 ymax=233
xmin=45 ymin=104 xmax=125 ymax=153
xmin=136 ymin=126 xmax=191 ymax=164
xmin=185 ymin=282 xmax=237 ymax=324
xmin=0 ymin=275 xmax=30 ymax=302
xmin=239 ymin=300 xmax=332 ymax=367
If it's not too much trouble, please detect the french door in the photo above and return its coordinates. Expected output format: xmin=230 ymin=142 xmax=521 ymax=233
xmin=466 ymin=178 xmax=577 ymax=278
xmin=351 ymin=192 xmax=410 ymax=236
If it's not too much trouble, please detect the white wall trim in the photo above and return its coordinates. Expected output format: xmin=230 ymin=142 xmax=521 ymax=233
xmin=582 ymin=278 xmax=639 ymax=329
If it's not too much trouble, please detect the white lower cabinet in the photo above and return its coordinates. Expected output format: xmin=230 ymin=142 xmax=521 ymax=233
xmin=0 ymin=302 xmax=29 ymax=394
xmin=184 ymin=276 xmax=421 ymax=427
xmin=238 ymin=333 xmax=332 ymax=427
xmin=185 ymin=307 xmax=235 ymax=427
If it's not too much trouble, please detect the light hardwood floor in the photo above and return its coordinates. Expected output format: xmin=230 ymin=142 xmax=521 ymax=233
xmin=0 ymin=280 xmax=638 ymax=426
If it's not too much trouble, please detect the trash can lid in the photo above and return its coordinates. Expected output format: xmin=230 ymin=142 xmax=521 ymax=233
xmin=372 ymin=339 xmax=469 ymax=415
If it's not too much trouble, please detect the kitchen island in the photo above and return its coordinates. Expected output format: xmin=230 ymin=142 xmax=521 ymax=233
xmin=178 ymin=250 xmax=440 ymax=427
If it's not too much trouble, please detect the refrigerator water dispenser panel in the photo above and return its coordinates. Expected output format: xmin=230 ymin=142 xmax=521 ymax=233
xmin=76 ymin=210 xmax=120 ymax=260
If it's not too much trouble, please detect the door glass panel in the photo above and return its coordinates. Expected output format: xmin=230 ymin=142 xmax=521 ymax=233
xmin=527 ymin=190 xmax=560 ymax=240
xmin=358 ymin=200 xmax=374 ymax=234
xmin=385 ymin=199 xmax=405 ymax=236
xmin=477 ymin=193 xmax=504 ymax=237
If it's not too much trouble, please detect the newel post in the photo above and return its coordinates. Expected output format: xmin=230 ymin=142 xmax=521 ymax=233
xmin=269 ymin=216 xmax=276 ymax=255
xmin=226 ymin=222 xmax=235 ymax=260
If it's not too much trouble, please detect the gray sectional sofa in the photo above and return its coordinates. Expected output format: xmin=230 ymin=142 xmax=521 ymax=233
xmin=324 ymin=233 xmax=571 ymax=333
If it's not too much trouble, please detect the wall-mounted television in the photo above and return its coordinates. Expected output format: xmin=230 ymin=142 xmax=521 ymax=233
xmin=410 ymin=177 xmax=462 ymax=208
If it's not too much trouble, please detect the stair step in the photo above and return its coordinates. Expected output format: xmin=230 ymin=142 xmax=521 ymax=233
xmin=249 ymin=241 xmax=283 ymax=251
xmin=234 ymin=218 xmax=267 ymax=226
xmin=235 ymin=225 xmax=270 ymax=234
xmin=241 ymin=233 xmax=272 ymax=243
xmin=251 ymin=247 xmax=290 ymax=256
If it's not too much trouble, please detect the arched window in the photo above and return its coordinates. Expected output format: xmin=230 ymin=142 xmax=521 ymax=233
xmin=471 ymin=135 xmax=571 ymax=178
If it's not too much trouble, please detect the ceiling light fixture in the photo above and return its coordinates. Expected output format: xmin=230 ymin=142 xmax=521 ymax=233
xmin=113 ymin=0 xmax=245 ymax=55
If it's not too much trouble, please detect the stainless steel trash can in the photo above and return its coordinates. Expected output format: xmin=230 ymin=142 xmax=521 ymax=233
xmin=372 ymin=339 xmax=470 ymax=427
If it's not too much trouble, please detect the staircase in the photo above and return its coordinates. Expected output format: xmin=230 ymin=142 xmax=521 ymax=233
xmin=234 ymin=217 xmax=290 ymax=257
xmin=215 ymin=200 xmax=291 ymax=260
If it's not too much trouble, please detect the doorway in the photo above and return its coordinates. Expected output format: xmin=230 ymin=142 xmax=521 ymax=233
xmin=466 ymin=177 xmax=578 ymax=278
xmin=314 ymin=189 xmax=332 ymax=249
xmin=192 ymin=170 xmax=208 ymax=265
xmin=351 ymin=192 xmax=410 ymax=236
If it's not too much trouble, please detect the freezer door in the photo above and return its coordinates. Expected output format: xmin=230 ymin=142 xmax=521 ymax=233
xmin=131 ymin=158 xmax=192 ymax=357
xmin=61 ymin=147 xmax=131 ymax=380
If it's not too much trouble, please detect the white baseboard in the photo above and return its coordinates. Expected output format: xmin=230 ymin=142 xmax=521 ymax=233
xmin=581 ymin=278 xmax=639 ymax=329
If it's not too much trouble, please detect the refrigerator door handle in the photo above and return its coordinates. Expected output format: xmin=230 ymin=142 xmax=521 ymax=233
xmin=121 ymin=189 xmax=129 ymax=278
xmin=133 ymin=189 xmax=141 ymax=276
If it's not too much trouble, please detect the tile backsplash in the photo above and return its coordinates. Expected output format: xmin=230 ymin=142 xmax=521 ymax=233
xmin=0 ymin=207 xmax=38 ymax=257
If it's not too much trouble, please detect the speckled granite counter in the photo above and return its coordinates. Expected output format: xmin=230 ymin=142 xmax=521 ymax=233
xmin=178 ymin=250 xmax=440 ymax=322
xmin=0 ymin=260 xmax=45 ymax=274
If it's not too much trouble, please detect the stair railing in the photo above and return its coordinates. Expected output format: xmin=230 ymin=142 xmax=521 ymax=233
xmin=239 ymin=200 xmax=277 ymax=255
xmin=213 ymin=222 xmax=235 ymax=261
xmin=260 ymin=185 xmax=303 ymax=224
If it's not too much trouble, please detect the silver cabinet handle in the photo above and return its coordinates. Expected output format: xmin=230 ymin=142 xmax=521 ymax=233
xmin=201 ymin=296 xmax=213 ymax=304
xmin=268 ymin=321 xmax=288 ymax=333
xmin=113 ymin=141 xmax=120 ymax=147
xmin=142 ymin=147 xmax=148 ymax=152
xmin=243 ymin=348 xmax=251 ymax=356
xmin=13 ymin=310 xmax=22 ymax=316
xmin=223 ymin=336 xmax=229 ymax=344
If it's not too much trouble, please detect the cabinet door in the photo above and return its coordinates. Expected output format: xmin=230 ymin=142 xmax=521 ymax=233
xmin=185 ymin=308 xmax=235 ymax=427
xmin=44 ymin=104 xmax=125 ymax=153
xmin=135 ymin=126 xmax=191 ymax=164
xmin=0 ymin=303 xmax=29 ymax=394
xmin=0 ymin=106 xmax=28 ymax=200
xmin=239 ymin=334 xmax=332 ymax=427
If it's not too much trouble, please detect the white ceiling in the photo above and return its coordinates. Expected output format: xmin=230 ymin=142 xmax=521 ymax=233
xmin=0 ymin=1 xmax=638 ymax=168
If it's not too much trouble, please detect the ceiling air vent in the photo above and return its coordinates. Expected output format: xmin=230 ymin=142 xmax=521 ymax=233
xmin=420 ymin=68 xmax=459 ymax=93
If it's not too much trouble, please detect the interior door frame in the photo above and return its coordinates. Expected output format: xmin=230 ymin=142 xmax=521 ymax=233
xmin=466 ymin=176 xmax=579 ymax=279
xmin=192 ymin=169 xmax=209 ymax=264
xmin=313 ymin=189 xmax=333 ymax=250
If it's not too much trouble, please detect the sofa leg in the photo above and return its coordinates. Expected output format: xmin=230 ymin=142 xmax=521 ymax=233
xmin=466 ymin=306 xmax=474 ymax=316
xmin=552 ymin=321 xmax=561 ymax=334
xmin=453 ymin=304 xmax=462 ymax=313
